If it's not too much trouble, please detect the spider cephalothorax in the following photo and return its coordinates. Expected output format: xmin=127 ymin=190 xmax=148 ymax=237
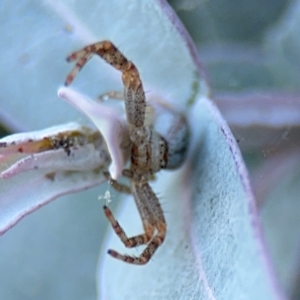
xmin=65 ymin=41 xmax=189 ymax=265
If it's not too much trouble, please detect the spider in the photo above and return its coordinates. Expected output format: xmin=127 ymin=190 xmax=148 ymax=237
xmin=64 ymin=41 xmax=189 ymax=265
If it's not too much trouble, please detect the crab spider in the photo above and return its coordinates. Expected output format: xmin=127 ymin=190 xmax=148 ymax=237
xmin=65 ymin=41 xmax=189 ymax=265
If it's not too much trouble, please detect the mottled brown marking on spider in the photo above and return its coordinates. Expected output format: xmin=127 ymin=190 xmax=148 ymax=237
xmin=65 ymin=40 xmax=189 ymax=265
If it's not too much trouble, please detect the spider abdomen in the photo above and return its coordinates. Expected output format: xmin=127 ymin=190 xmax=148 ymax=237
xmin=154 ymin=109 xmax=190 ymax=170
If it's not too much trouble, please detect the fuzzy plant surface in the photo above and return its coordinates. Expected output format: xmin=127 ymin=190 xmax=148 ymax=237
xmin=169 ymin=1 xmax=300 ymax=299
xmin=1 ymin=0 xmax=299 ymax=299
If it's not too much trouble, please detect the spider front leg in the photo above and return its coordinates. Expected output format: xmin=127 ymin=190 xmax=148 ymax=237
xmin=64 ymin=41 xmax=129 ymax=86
xmin=65 ymin=40 xmax=147 ymax=129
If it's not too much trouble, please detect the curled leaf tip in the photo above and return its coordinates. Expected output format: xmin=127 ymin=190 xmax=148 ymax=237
xmin=58 ymin=87 xmax=131 ymax=180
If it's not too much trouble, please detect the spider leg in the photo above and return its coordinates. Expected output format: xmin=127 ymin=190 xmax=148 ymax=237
xmin=98 ymin=91 xmax=124 ymax=102
xmin=107 ymin=182 xmax=166 ymax=265
xmin=65 ymin=41 xmax=146 ymax=128
xmin=65 ymin=41 xmax=129 ymax=86
xmin=133 ymin=182 xmax=166 ymax=261
xmin=64 ymin=52 xmax=92 ymax=86
xmin=103 ymin=191 xmax=156 ymax=266
xmin=103 ymin=203 xmax=154 ymax=249
xmin=104 ymin=171 xmax=131 ymax=194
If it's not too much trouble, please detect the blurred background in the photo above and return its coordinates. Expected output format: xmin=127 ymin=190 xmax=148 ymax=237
xmin=0 ymin=0 xmax=300 ymax=299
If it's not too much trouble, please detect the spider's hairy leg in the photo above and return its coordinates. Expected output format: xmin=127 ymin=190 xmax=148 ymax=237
xmin=103 ymin=171 xmax=131 ymax=194
xmin=64 ymin=52 xmax=92 ymax=86
xmin=107 ymin=182 xmax=166 ymax=265
xmin=103 ymin=202 xmax=154 ymax=250
xmin=98 ymin=91 xmax=124 ymax=102
xmin=65 ymin=41 xmax=130 ymax=85
xmin=103 ymin=172 xmax=157 ymax=256
xmin=65 ymin=41 xmax=125 ymax=78
xmin=64 ymin=40 xmax=147 ymax=128
xmin=135 ymin=182 xmax=167 ymax=260
xmin=121 ymin=65 xmax=146 ymax=128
